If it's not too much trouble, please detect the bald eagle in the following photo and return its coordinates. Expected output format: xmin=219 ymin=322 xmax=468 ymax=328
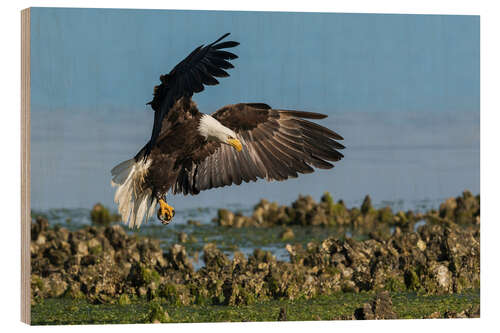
xmin=111 ymin=33 xmax=344 ymax=228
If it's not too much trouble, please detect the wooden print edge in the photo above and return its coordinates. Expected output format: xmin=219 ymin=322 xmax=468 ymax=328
xmin=21 ymin=7 xmax=31 ymax=325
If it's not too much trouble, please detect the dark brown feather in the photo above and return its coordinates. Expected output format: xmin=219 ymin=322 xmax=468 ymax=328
xmin=144 ymin=33 xmax=239 ymax=157
xmin=142 ymin=101 xmax=344 ymax=197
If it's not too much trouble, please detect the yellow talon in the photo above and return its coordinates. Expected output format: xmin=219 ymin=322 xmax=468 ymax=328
xmin=157 ymin=198 xmax=175 ymax=225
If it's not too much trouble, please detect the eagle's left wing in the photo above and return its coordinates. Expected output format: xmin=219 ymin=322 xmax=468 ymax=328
xmin=173 ymin=103 xmax=344 ymax=195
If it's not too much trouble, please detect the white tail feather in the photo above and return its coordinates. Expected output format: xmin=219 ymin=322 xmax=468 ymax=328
xmin=111 ymin=158 xmax=157 ymax=228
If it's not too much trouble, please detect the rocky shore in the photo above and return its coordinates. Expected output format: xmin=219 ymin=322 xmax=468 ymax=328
xmin=216 ymin=190 xmax=480 ymax=230
xmin=31 ymin=192 xmax=480 ymax=315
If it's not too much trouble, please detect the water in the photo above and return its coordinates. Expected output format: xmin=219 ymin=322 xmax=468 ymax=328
xmin=31 ymin=110 xmax=479 ymax=212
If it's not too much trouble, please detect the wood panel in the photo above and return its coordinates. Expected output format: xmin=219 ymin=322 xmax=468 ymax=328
xmin=21 ymin=7 xmax=31 ymax=325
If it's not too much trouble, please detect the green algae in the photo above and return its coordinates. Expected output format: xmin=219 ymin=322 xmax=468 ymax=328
xmin=147 ymin=302 xmax=169 ymax=323
xmin=31 ymin=289 xmax=479 ymax=325
xmin=90 ymin=203 xmax=121 ymax=226
xmin=118 ymin=294 xmax=131 ymax=305
xmin=404 ymin=269 xmax=421 ymax=291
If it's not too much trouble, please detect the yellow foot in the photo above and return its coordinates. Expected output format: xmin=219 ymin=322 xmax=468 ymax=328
xmin=157 ymin=199 xmax=175 ymax=225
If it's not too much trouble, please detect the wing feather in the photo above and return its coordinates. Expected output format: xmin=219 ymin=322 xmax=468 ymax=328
xmin=174 ymin=103 xmax=344 ymax=195
xmin=221 ymin=144 xmax=233 ymax=185
xmin=144 ymin=33 xmax=239 ymax=157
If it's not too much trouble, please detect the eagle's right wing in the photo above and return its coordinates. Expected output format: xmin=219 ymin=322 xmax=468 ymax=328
xmin=144 ymin=33 xmax=239 ymax=158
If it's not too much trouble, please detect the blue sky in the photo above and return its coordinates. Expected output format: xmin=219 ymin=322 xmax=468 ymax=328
xmin=29 ymin=8 xmax=480 ymax=210
xmin=30 ymin=8 xmax=479 ymax=114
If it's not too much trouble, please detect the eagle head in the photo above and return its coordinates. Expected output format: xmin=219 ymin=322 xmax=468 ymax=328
xmin=198 ymin=114 xmax=242 ymax=152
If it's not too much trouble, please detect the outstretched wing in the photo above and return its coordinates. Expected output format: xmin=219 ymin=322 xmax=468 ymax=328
xmin=145 ymin=33 xmax=239 ymax=157
xmin=173 ymin=103 xmax=345 ymax=195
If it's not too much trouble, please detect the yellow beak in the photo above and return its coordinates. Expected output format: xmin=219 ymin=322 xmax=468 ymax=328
xmin=227 ymin=138 xmax=243 ymax=152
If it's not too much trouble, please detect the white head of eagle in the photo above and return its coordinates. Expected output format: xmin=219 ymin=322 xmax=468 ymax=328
xmin=198 ymin=114 xmax=242 ymax=152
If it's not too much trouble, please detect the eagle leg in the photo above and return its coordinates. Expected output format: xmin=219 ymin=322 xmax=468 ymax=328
xmin=157 ymin=196 xmax=175 ymax=225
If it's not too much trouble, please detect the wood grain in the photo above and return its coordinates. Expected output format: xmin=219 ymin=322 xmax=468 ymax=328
xmin=21 ymin=7 xmax=31 ymax=325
